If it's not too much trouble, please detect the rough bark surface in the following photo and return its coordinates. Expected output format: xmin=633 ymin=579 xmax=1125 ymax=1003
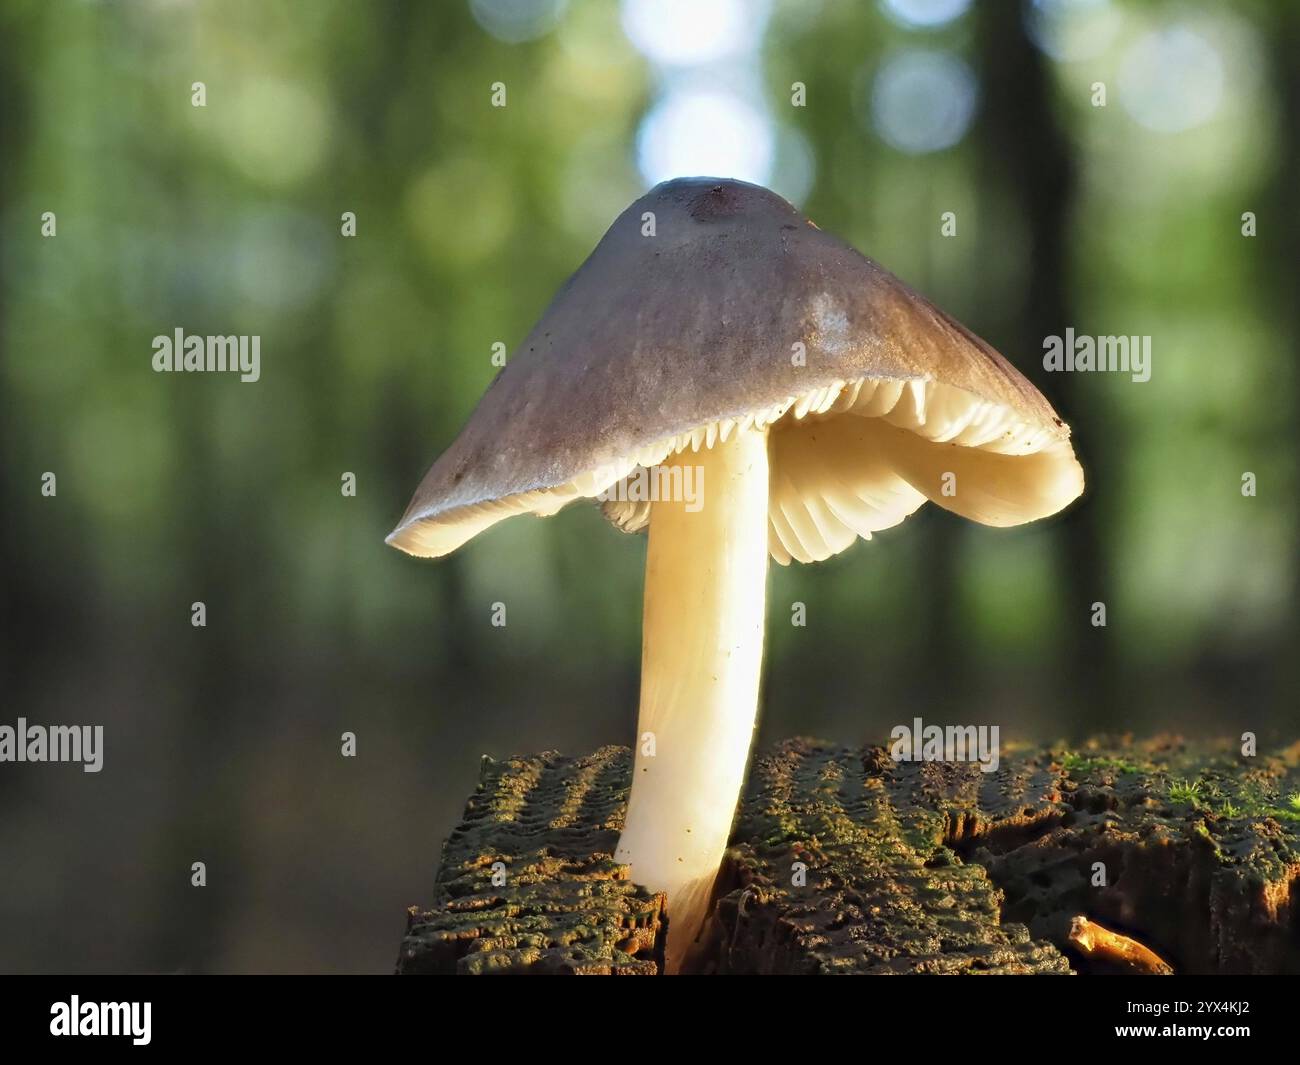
xmin=398 ymin=736 xmax=1300 ymax=975
xmin=398 ymin=747 xmax=664 ymax=975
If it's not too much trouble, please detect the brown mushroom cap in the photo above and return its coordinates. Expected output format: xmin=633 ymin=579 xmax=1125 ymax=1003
xmin=387 ymin=177 xmax=1083 ymax=563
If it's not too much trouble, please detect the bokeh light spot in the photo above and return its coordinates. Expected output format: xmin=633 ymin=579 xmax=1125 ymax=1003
xmin=405 ymin=157 xmax=516 ymax=265
xmin=879 ymin=0 xmax=971 ymax=30
xmin=621 ymin=0 xmax=763 ymax=66
xmin=636 ymin=90 xmax=774 ymax=186
xmin=869 ymin=50 xmax=977 ymax=155
xmin=214 ymin=78 xmax=332 ymax=187
xmin=469 ymin=0 xmax=568 ymax=44
xmin=1024 ymin=0 xmax=1119 ymax=62
xmin=1118 ymin=26 xmax=1224 ymax=133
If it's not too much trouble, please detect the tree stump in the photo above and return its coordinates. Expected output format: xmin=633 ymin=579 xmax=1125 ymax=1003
xmin=398 ymin=736 xmax=1300 ymax=975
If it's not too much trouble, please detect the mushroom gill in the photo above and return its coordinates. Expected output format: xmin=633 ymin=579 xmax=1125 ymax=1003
xmin=598 ymin=374 xmax=1084 ymax=564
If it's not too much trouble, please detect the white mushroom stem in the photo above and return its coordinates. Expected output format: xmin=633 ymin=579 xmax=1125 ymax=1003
xmin=614 ymin=425 xmax=769 ymax=973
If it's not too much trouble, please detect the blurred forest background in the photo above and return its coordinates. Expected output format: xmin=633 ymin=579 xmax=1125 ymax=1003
xmin=0 ymin=0 xmax=1296 ymax=973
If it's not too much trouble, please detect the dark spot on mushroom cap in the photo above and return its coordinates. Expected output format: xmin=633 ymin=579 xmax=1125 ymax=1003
xmin=689 ymin=183 xmax=748 ymax=222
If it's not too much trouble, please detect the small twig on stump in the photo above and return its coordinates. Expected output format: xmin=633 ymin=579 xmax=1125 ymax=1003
xmin=1068 ymin=916 xmax=1174 ymax=975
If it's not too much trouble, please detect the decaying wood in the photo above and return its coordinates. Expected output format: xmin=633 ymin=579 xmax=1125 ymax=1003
xmin=399 ymin=735 xmax=1300 ymax=975
xmin=708 ymin=740 xmax=1071 ymax=974
xmin=398 ymin=748 xmax=665 ymax=975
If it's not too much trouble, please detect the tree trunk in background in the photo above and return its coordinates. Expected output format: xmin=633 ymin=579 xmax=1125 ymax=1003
xmin=916 ymin=515 xmax=966 ymax=721
xmin=1266 ymin=5 xmax=1300 ymax=718
xmin=0 ymin=13 xmax=37 ymax=716
xmin=973 ymin=2 xmax=1120 ymax=734
xmin=915 ymin=229 xmax=967 ymax=720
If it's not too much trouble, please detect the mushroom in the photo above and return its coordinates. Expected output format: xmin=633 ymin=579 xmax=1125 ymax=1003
xmin=386 ymin=177 xmax=1084 ymax=972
